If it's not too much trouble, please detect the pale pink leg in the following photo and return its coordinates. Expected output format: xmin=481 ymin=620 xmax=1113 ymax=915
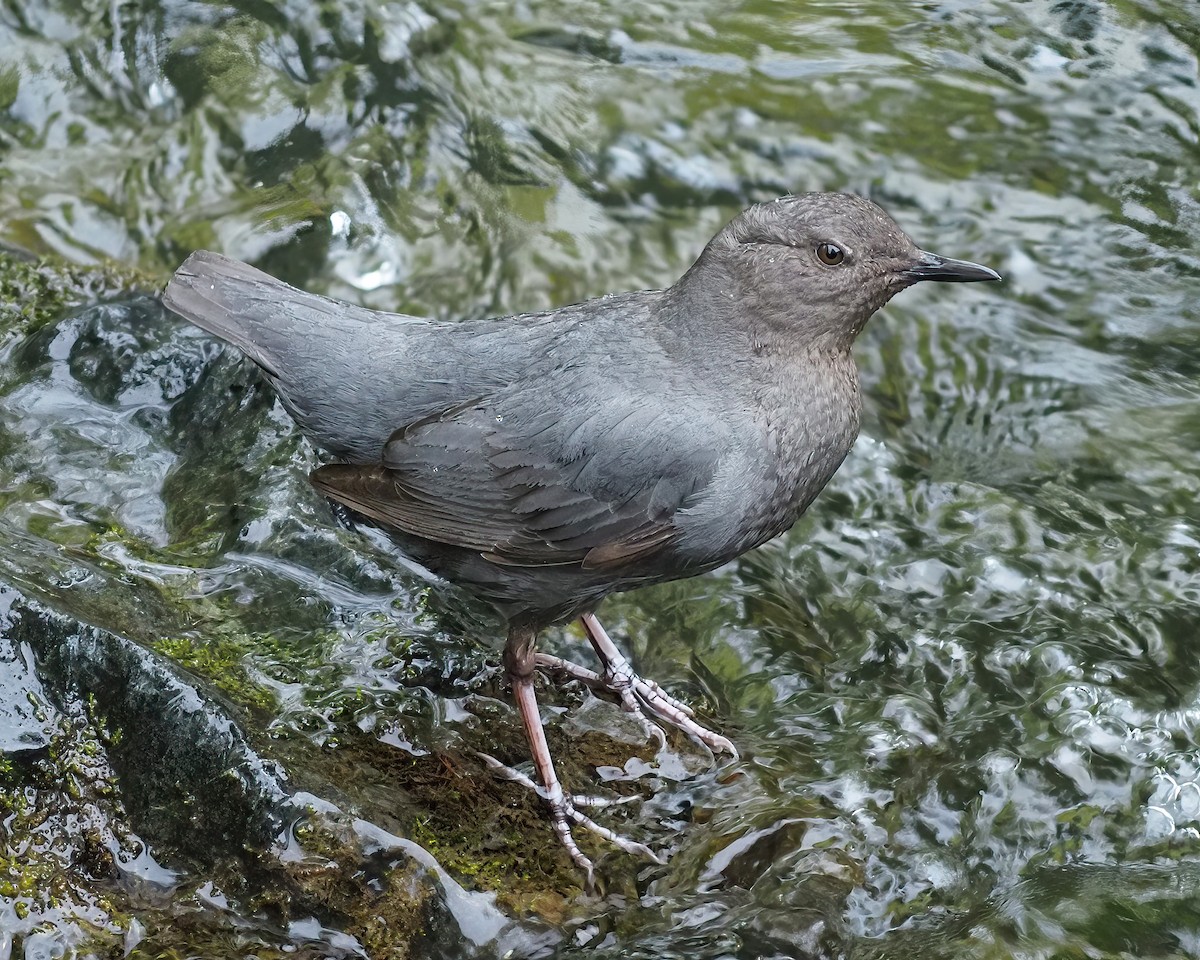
xmin=578 ymin=612 xmax=738 ymax=758
xmin=481 ymin=626 xmax=662 ymax=883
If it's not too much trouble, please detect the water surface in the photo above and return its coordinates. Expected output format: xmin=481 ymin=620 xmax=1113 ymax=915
xmin=2 ymin=0 xmax=1200 ymax=956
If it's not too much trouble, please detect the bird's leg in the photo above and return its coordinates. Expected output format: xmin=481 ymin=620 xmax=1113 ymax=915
xmin=483 ymin=626 xmax=661 ymax=883
xmin=578 ymin=612 xmax=739 ymax=758
xmin=535 ymin=652 xmax=667 ymax=749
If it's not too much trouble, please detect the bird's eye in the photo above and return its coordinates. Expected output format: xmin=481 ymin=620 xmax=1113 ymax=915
xmin=816 ymin=242 xmax=845 ymax=266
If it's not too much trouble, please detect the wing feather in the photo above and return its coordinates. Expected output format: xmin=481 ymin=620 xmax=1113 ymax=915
xmin=310 ymin=394 xmax=722 ymax=570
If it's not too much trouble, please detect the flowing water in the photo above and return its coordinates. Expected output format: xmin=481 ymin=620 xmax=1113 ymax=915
xmin=2 ymin=0 xmax=1200 ymax=956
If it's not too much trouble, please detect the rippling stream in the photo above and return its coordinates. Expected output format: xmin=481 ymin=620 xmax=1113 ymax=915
xmin=2 ymin=0 xmax=1199 ymax=957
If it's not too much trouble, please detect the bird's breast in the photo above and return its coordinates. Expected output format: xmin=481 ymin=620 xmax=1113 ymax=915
xmin=753 ymin=349 xmax=863 ymax=543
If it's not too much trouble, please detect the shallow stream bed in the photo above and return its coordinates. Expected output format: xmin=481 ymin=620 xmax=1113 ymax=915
xmin=2 ymin=1 xmax=1200 ymax=956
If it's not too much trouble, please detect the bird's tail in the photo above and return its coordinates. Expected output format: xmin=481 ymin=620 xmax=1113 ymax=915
xmin=162 ymin=250 xmax=325 ymax=379
xmin=161 ymin=250 xmax=429 ymax=461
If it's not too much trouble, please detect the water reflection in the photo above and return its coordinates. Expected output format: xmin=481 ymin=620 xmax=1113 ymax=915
xmin=2 ymin=0 xmax=1200 ymax=956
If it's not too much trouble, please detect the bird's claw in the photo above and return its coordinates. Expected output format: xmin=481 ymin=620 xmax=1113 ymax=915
xmin=535 ymin=651 xmax=739 ymax=759
xmin=628 ymin=672 xmax=739 ymax=758
xmin=476 ymin=751 xmax=662 ymax=873
xmin=549 ymin=792 xmax=664 ymax=864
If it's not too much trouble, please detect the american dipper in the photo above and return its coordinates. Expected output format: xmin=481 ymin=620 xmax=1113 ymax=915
xmin=162 ymin=193 xmax=999 ymax=879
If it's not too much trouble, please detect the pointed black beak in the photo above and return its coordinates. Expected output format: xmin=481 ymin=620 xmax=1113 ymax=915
xmin=903 ymin=252 xmax=1001 ymax=284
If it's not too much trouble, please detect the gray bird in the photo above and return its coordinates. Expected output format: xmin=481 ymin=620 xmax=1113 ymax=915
xmin=162 ymin=193 xmax=999 ymax=880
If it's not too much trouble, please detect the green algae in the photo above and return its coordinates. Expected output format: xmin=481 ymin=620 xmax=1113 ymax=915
xmin=151 ymin=632 xmax=281 ymax=713
xmin=0 ymin=249 xmax=159 ymax=342
xmin=0 ymin=702 xmax=132 ymax=954
xmin=266 ymin=813 xmax=431 ymax=959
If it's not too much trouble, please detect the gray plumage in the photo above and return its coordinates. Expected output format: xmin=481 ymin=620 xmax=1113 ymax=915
xmin=164 ymin=192 xmax=1000 ymax=876
xmin=162 ymin=193 xmax=999 ymax=627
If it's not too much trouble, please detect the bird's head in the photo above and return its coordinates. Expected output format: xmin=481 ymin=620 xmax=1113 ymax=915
xmin=675 ymin=193 xmax=1000 ymax=350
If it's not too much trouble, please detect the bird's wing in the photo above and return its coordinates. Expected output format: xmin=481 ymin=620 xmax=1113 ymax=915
xmin=310 ymin=392 xmax=724 ymax=570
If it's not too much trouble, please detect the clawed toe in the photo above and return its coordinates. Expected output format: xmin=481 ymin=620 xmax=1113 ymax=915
xmin=556 ymin=798 xmax=664 ymax=865
xmin=476 ymin=751 xmax=662 ymax=872
xmin=628 ymin=675 xmax=739 ymax=758
xmin=538 ymin=613 xmax=740 ymax=760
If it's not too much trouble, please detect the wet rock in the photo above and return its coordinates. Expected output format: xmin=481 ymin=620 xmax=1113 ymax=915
xmin=0 ymin=251 xmax=157 ymax=344
xmin=0 ymin=581 xmax=535 ymax=958
xmin=3 ymin=582 xmax=292 ymax=854
xmin=0 ymin=632 xmax=58 ymax=754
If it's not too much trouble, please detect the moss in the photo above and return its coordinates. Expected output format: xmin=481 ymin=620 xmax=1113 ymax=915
xmin=0 ymin=66 xmax=18 ymax=113
xmin=0 ymin=706 xmax=132 ymax=955
xmin=151 ymin=633 xmax=280 ymax=713
xmin=5 ymin=502 xmax=292 ymax=718
xmin=0 ymin=249 xmax=160 ymax=342
xmin=6 ymin=554 xmax=288 ymax=719
xmin=262 ymin=813 xmax=430 ymax=959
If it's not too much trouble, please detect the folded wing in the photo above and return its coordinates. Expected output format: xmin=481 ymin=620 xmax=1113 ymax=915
xmin=311 ymin=393 xmax=722 ymax=571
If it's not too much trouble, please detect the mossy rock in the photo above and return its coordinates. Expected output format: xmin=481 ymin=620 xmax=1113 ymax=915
xmin=0 ymin=247 xmax=161 ymax=342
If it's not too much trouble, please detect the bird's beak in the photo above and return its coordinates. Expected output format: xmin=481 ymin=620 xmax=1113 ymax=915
xmin=903 ymin=251 xmax=1001 ymax=284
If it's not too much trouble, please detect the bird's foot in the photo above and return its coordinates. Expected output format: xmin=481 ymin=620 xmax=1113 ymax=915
xmin=476 ymin=751 xmax=663 ymax=886
xmin=535 ymin=653 xmax=666 ymax=748
xmin=536 ymin=649 xmax=739 ymax=759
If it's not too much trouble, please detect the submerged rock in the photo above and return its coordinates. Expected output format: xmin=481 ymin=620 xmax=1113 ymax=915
xmin=0 ymin=631 xmax=58 ymax=754
xmin=0 ymin=581 xmax=535 ymax=958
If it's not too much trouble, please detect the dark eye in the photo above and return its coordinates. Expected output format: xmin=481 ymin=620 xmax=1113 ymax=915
xmin=816 ymin=242 xmax=844 ymax=265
